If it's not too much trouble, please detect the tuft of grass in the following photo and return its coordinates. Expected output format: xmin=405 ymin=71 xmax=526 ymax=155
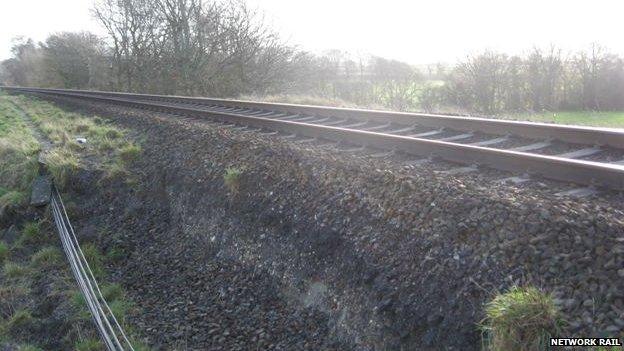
xmin=18 ymin=221 xmax=45 ymax=246
xmin=44 ymin=149 xmax=80 ymax=188
xmin=103 ymin=158 xmax=129 ymax=181
xmin=82 ymin=244 xmax=105 ymax=279
xmin=30 ymin=246 xmax=62 ymax=268
xmin=102 ymin=283 xmax=124 ymax=302
xmin=481 ymin=286 xmax=562 ymax=351
xmin=105 ymin=247 xmax=126 ymax=263
xmin=5 ymin=309 xmax=34 ymax=333
xmin=0 ymin=241 xmax=8 ymax=262
xmin=0 ymin=190 xmax=28 ymax=213
xmin=224 ymin=167 xmax=243 ymax=194
xmin=74 ymin=338 xmax=104 ymax=351
xmin=109 ymin=298 xmax=133 ymax=325
xmin=0 ymin=284 xmax=29 ymax=321
xmin=3 ymin=261 xmax=28 ymax=278
xmin=118 ymin=143 xmax=141 ymax=164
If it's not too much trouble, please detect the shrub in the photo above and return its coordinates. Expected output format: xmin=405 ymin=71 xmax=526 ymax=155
xmin=482 ymin=286 xmax=562 ymax=351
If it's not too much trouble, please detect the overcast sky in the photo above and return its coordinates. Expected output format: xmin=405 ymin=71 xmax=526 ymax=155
xmin=1 ymin=0 xmax=623 ymax=64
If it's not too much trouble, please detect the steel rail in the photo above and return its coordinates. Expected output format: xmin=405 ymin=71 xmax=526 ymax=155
xmin=4 ymin=86 xmax=624 ymax=190
xmin=6 ymin=86 xmax=624 ymax=149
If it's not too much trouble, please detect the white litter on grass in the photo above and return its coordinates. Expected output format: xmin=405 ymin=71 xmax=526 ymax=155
xmin=76 ymin=137 xmax=87 ymax=144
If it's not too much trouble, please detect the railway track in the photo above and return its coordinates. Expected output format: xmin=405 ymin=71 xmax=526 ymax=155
xmin=4 ymin=86 xmax=624 ymax=192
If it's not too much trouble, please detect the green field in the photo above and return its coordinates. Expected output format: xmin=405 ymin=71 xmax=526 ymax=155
xmin=507 ymin=111 xmax=624 ymax=128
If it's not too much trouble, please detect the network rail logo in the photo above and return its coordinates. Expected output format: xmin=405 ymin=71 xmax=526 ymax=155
xmin=550 ymin=337 xmax=622 ymax=347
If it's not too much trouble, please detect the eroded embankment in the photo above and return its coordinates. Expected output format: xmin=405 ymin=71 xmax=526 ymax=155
xmin=33 ymin=96 xmax=624 ymax=350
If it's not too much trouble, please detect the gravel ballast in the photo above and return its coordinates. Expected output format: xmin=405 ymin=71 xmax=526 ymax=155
xmin=38 ymin=95 xmax=624 ymax=350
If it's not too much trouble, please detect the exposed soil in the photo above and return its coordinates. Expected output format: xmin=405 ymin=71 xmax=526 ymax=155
xmin=23 ymin=95 xmax=624 ymax=350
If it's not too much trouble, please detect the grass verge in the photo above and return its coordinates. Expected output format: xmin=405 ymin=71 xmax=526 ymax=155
xmin=4 ymin=93 xmax=141 ymax=187
xmin=505 ymin=111 xmax=624 ymax=128
xmin=0 ymin=96 xmax=40 ymax=213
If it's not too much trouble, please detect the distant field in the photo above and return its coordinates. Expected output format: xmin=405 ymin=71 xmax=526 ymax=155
xmin=506 ymin=111 xmax=624 ymax=128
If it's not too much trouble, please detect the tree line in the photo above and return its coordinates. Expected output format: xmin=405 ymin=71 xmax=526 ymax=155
xmin=1 ymin=0 xmax=623 ymax=114
xmin=421 ymin=45 xmax=624 ymax=113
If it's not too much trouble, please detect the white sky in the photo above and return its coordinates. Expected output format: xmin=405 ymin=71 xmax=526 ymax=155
xmin=1 ymin=0 xmax=623 ymax=64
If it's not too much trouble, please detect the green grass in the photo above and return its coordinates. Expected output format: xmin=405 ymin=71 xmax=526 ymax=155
xmin=0 ymin=190 xmax=28 ymax=213
xmin=16 ymin=345 xmax=44 ymax=351
xmin=118 ymin=143 xmax=141 ymax=164
xmin=3 ymin=262 xmax=28 ymax=278
xmin=482 ymin=286 xmax=562 ymax=351
xmin=0 ymin=241 xmax=8 ymax=262
xmin=224 ymin=167 xmax=243 ymax=194
xmin=108 ymin=298 xmax=133 ymax=325
xmin=74 ymin=338 xmax=104 ymax=351
xmin=18 ymin=221 xmax=45 ymax=246
xmin=44 ymin=148 xmax=80 ymax=188
xmin=0 ymin=98 xmax=40 ymax=209
xmin=4 ymin=94 xmax=140 ymax=184
xmin=4 ymin=309 xmax=34 ymax=333
xmin=82 ymin=244 xmax=105 ymax=279
xmin=105 ymin=247 xmax=126 ymax=263
xmin=101 ymin=283 xmax=124 ymax=302
xmin=30 ymin=246 xmax=62 ymax=268
xmin=508 ymin=111 xmax=624 ymax=128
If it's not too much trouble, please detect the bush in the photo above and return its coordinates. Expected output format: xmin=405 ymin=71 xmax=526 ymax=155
xmin=482 ymin=286 xmax=562 ymax=351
